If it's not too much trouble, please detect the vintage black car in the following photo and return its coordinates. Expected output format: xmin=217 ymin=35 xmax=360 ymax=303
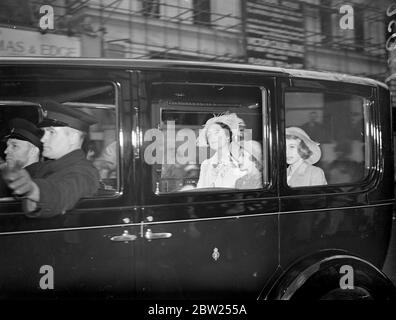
xmin=0 ymin=58 xmax=394 ymax=299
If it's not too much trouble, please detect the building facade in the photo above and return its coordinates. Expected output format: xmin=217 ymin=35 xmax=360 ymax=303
xmin=0 ymin=1 xmax=389 ymax=77
xmin=0 ymin=0 xmax=393 ymax=104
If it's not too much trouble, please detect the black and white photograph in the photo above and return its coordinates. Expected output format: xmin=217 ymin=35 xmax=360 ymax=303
xmin=0 ymin=0 xmax=395 ymax=311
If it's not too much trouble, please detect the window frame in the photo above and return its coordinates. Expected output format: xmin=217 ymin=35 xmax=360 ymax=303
xmin=280 ymin=77 xmax=380 ymax=195
xmin=0 ymin=79 xmax=123 ymax=204
xmin=150 ymin=82 xmax=268 ymax=194
xmin=139 ymin=71 xmax=278 ymax=206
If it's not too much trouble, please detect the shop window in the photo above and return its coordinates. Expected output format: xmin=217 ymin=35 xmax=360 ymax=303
xmin=193 ymin=0 xmax=211 ymax=26
xmin=0 ymin=0 xmax=34 ymax=27
xmin=354 ymin=7 xmax=365 ymax=51
xmin=142 ymin=0 xmax=161 ymax=18
xmin=319 ymin=0 xmax=334 ymax=44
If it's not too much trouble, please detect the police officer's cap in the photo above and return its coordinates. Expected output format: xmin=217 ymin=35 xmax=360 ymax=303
xmin=38 ymin=100 xmax=97 ymax=132
xmin=5 ymin=118 xmax=43 ymax=149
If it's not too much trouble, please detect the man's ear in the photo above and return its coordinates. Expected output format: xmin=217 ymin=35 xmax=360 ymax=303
xmin=66 ymin=127 xmax=79 ymax=140
xmin=70 ymin=128 xmax=85 ymax=146
xmin=29 ymin=145 xmax=40 ymax=159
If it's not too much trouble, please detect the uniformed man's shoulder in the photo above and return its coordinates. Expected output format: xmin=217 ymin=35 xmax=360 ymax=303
xmin=36 ymin=150 xmax=100 ymax=178
xmin=67 ymin=157 xmax=100 ymax=174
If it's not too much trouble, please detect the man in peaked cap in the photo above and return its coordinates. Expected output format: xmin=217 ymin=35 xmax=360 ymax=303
xmin=2 ymin=100 xmax=100 ymax=218
xmin=4 ymin=118 xmax=43 ymax=171
xmin=0 ymin=118 xmax=43 ymax=196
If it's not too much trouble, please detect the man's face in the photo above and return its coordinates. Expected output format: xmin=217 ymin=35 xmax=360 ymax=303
xmin=4 ymin=138 xmax=34 ymax=168
xmin=41 ymin=127 xmax=71 ymax=159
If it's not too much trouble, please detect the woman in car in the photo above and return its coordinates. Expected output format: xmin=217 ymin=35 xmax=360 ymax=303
xmin=286 ymin=126 xmax=327 ymax=187
xmin=235 ymin=140 xmax=263 ymax=189
xmin=196 ymin=113 xmax=245 ymax=188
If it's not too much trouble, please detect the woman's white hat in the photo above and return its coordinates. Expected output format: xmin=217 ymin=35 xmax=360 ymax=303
xmin=197 ymin=112 xmax=245 ymax=147
xmin=286 ymin=127 xmax=321 ymax=164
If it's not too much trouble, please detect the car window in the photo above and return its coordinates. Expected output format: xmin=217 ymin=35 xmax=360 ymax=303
xmin=144 ymin=83 xmax=268 ymax=194
xmin=285 ymin=88 xmax=372 ymax=187
xmin=0 ymin=80 xmax=118 ymax=200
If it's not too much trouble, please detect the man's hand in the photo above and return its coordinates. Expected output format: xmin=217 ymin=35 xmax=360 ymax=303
xmin=1 ymin=165 xmax=40 ymax=213
xmin=2 ymin=166 xmax=34 ymax=195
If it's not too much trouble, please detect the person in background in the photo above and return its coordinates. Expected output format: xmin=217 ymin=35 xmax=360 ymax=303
xmin=93 ymin=140 xmax=117 ymax=179
xmin=83 ymin=140 xmax=100 ymax=161
xmin=2 ymin=100 xmax=100 ymax=218
xmin=286 ymin=126 xmax=327 ymax=187
xmin=301 ymin=111 xmax=326 ymax=142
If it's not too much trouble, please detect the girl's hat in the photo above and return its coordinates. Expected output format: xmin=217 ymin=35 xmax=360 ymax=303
xmin=240 ymin=140 xmax=262 ymax=164
xmin=286 ymin=127 xmax=321 ymax=164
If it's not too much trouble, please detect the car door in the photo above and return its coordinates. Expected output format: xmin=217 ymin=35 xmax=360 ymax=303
xmin=0 ymin=64 xmax=139 ymax=299
xmin=134 ymin=69 xmax=280 ymax=299
xmin=278 ymin=77 xmax=389 ymax=270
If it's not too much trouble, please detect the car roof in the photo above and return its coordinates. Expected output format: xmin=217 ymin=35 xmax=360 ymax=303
xmin=0 ymin=57 xmax=388 ymax=89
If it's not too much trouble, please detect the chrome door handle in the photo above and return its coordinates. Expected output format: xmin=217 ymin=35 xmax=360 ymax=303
xmin=110 ymin=230 xmax=137 ymax=242
xmin=144 ymin=228 xmax=172 ymax=241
